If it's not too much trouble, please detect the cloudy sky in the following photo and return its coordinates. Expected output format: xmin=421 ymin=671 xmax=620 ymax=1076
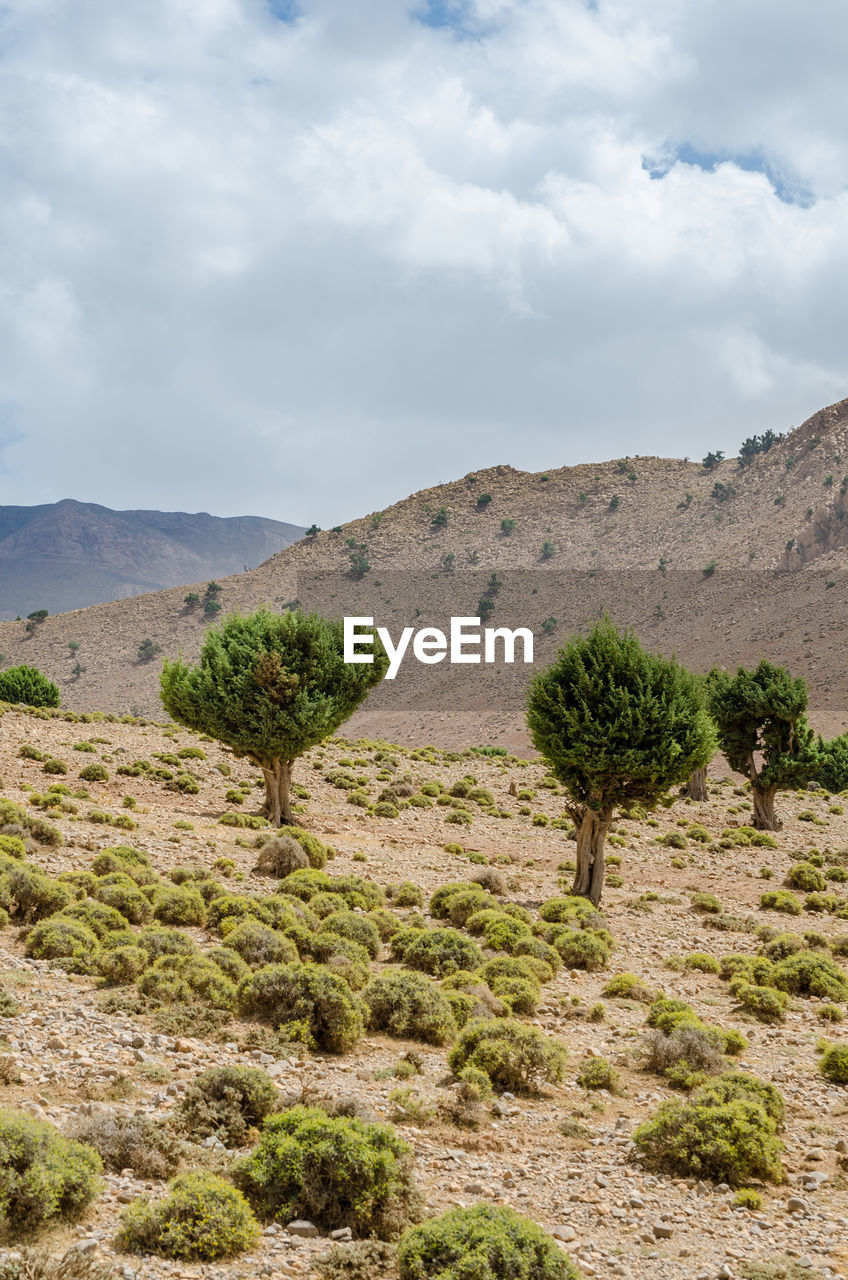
xmin=1 ymin=0 xmax=847 ymax=528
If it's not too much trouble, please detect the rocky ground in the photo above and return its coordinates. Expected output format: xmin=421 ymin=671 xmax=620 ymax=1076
xmin=0 ymin=704 xmax=846 ymax=1280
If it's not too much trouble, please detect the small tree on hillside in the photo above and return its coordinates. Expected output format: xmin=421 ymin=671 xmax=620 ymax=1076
xmin=0 ymin=664 xmax=60 ymax=708
xmin=708 ymin=661 xmax=819 ymax=830
xmin=526 ymin=620 xmax=715 ymax=905
xmin=160 ymin=609 xmax=388 ymax=826
xmin=682 ymin=673 xmax=713 ymax=801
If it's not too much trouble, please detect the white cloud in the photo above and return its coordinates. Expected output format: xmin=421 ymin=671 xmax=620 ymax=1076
xmin=0 ymin=0 xmax=846 ymax=525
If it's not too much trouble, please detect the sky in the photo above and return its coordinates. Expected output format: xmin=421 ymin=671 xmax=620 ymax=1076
xmin=1 ymin=0 xmax=847 ymax=528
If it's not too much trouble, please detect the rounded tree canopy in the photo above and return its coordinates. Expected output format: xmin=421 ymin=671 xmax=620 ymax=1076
xmin=707 ymin=660 xmax=817 ymax=789
xmin=160 ymin=608 xmax=388 ymax=763
xmin=0 ymin=664 xmax=60 ymax=709
xmin=526 ymin=618 xmax=715 ymax=813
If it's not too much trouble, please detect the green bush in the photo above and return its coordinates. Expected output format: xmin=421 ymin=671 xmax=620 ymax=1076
xmin=819 ymin=1043 xmax=848 ymax=1084
xmin=0 ymin=665 xmax=60 ymax=708
xmin=550 ymin=927 xmax=610 ymax=970
xmin=576 ymin=1056 xmax=620 ymax=1092
xmin=362 ymin=970 xmax=457 ymax=1045
xmin=786 ymin=861 xmax=826 ymax=892
xmin=61 ymin=900 xmax=127 ymax=939
xmin=233 ymin=1105 xmax=420 ymax=1238
xmin=0 ymin=866 xmax=70 ymax=923
xmin=760 ymin=890 xmax=802 ymax=916
xmin=470 ymin=913 xmax=532 ymax=955
xmin=319 ymin=911 xmax=381 ymax=960
xmin=770 ymin=952 xmax=848 ymax=1000
xmin=448 ymin=1019 xmax=567 ymax=1093
xmin=138 ymin=954 xmax=237 ymax=1010
xmin=390 ymin=882 xmax=424 ymax=908
xmin=684 ymin=953 xmax=720 ymax=974
xmin=150 ymin=885 xmax=207 ymax=927
xmin=226 ymin=920 xmax=298 ymax=968
xmin=92 ymin=874 xmax=153 ymax=925
xmin=429 ymin=882 xmax=482 ymax=917
xmin=602 ymin=972 xmax=655 ymax=1002
xmin=634 ymin=1091 xmax=784 ymax=1185
xmin=91 ymin=845 xmax=156 ymax=885
xmin=0 ymin=1109 xmax=102 ymax=1234
xmin=237 ymin=962 xmax=364 ymax=1053
xmin=176 ymin=1066 xmax=279 ymax=1146
xmin=136 ymin=925 xmax=198 ymax=960
xmin=98 ymin=945 xmax=148 ymax=985
xmin=117 ymin=1172 xmax=259 ymax=1259
xmin=400 ymin=929 xmax=484 ymax=977
xmin=695 ymin=1071 xmax=786 ymax=1127
xmin=79 ymin=763 xmax=109 ymax=783
xmin=24 ymin=917 xmax=101 ymax=973
xmin=691 ymin=892 xmax=721 ymax=914
xmin=206 ymin=946 xmax=251 ymax=984
xmin=397 ymin=1203 xmax=579 ymax=1280
xmin=488 ymin=976 xmax=538 ymax=1016
xmin=446 ymin=890 xmax=499 ymax=927
xmin=729 ymin=979 xmax=789 ymax=1023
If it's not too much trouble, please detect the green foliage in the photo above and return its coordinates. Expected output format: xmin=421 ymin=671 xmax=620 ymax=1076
xmin=150 ymin=884 xmax=207 ymax=927
xmin=138 ymin=954 xmax=237 ymax=1010
xmin=79 ymin=763 xmax=109 ymax=783
xmin=398 ymin=928 xmax=484 ymax=977
xmin=68 ymin=1109 xmax=181 ymax=1180
xmin=786 ymin=862 xmax=826 ymax=892
xmin=819 ymin=1043 xmax=848 ymax=1084
xmin=176 ymin=1066 xmax=279 ymax=1146
xmin=0 ymin=1110 xmax=102 ymax=1234
xmin=362 ymin=969 xmax=457 ymax=1044
xmin=397 ymin=1204 xmax=579 ymax=1280
xmin=92 ymin=874 xmax=153 ymax=925
xmin=708 ymin=661 xmax=819 ymax=813
xmin=448 ymin=1018 xmax=567 ymax=1093
xmin=602 ymin=972 xmax=655 ymax=1002
xmin=550 ymin=927 xmax=610 ymax=970
xmin=770 ymin=952 xmax=848 ymax=1000
xmin=314 ymin=1240 xmax=397 ymax=1280
xmin=226 ymin=920 xmax=298 ymax=968
xmin=160 ymin=609 xmax=388 ymax=825
xmin=319 ymin=911 xmax=381 ymax=959
xmin=527 ymin=619 xmax=715 ymax=902
xmin=24 ymin=917 xmax=101 ymax=973
xmin=760 ymin=890 xmax=802 ymax=916
xmin=816 ymin=732 xmax=848 ymax=793
xmin=729 ymin=979 xmax=789 ymax=1023
xmin=695 ymin=1071 xmax=786 ymax=1126
xmin=98 ymin=945 xmax=148 ymax=985
xmin=118 ymin=1172 xmax=259 ymax=1259
xmin=576 ymin=1056 xmax=620 ymax=1092
xmin=233 ymin=1105 xmax=419 ymax=1238
xmin=0 ymin=665 xmax=60 ymax=708
xmin=237 ymin=962 xmax=364 ymax=1053
xmin=634 ymin=1086 xmax=784 ymax=1185
xmin=0 ymin=865 xmax=70 ymax=922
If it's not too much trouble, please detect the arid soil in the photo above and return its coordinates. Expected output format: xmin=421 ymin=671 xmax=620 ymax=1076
xmin=0 ymin=707 xmax=846 ymax=1280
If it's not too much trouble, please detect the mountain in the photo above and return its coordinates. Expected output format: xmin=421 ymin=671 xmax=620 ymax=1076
xmin=2 ymin=396 xmax=848 ymax=747
xmin=0 ymin=499 xmax=305 ymax=618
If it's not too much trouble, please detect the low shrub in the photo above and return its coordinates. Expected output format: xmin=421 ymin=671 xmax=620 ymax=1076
xmin=1 ymin=866 xmax=70 ymax=923
xmin=634 ymin=1094 xmax=784 ymax=1185
xmin=24 ymin=917 xmax=101 ymax=973
xmin=602 ymin=972 xmax=655 ymax=1002
xmin=237 ymin=962 xmax=364 ymax=1053
xmin=576 ymin=1056 xmax=620 ymax=1092
xmin=819 ymin=1043 xmax=848 ymax=1084
xmin=397 ymin=1203 xmax=580 ymax=1280
xmin=685 ymin=953 xmax=721 ymax=974
xmin=150 ymin=884 xmax=207 ymax=927
xmin=67 ymin=1109 xmax=181 ymax=1179
xmin=117 ymin=1172 xmax=259 ymax=1260
xmin=401 ymin=929 xmax=484 ymax=977
xmin=92 ymin=874 xmax=153 ymax=925
xmin=314 ymin=1240 xmax=397 ymax=1280
xmin=176 ymin=1066 xmax=279 ymax=1146
xmin=98 ymin=945 xmax=149 ymax=985
xmin=770 ymin=952 xmax=848 ymax=1000
xmin=137 ymin=954 xmax=237 ymax=1010
xmin=226 ymin=919 xmax=298 ymax=969
xmin=233 ymin=1105 xmax=420 ymax=1238
xmin=448 ymin=1018 xmax=567 ymax=1093
xmin=0 ymin=1110 xmax=102 ymax=1234
xmin=786 ymin=862 xmax=826 ymax=892
xmin=550 ymin=928 xmax=610 ymax=971
xmin=389 ymin=882 xmax=424 ymax=908
xmin=362 ymin=970 xmax=457 ymax=1045
xmin=729 ymin=979 xmax=789 ymax=1023
xmin=319 ymin=911 xmax=381 ymax=960
xmin=695 ymin=1071 xmax=786 ymax=1126
xmin=760 ymin=891 xmax=802 ymax=916
xmin=254 ymin=835 xmax=309 ymax=877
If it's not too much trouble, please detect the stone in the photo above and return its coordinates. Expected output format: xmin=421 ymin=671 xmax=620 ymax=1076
xmin=552 ymin=1225 xmax=576 ymax=1242
xmin=652 ymin=1222 xmax=673 ymax=1239
xmin=286 ymin=1220 xmax=319 ymax=1238
xmin=787 ymin=1196 xmax=807 ymax=1213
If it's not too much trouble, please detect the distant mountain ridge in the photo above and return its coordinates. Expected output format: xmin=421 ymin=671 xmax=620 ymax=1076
xmin=0 ymin=499 xmax=305 ymax=618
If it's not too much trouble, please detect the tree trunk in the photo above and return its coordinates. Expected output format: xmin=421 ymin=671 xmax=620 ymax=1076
xmin=572 ymin=807 xmax=613 ymax=907
xmin=752 ymin=783 xmax=781 ymax=831
xmin=683 ymin=766 xmax=708 ymax=802
xmin=261 ymin=758 xmax=295 ymax=827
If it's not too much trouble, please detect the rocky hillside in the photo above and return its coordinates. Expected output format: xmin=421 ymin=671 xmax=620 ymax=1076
xmin=2 ymin=398 xmax=848 ymax=742
xmin=0 ymin=500 xmax=305 ymax=619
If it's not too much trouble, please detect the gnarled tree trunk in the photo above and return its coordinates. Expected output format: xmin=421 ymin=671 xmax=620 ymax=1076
xmin=752 ymin=783 xmax=780 ymax=831
xmin=260 ymin=758 xmax=295 ymax=826
xmin=572 ymin=806 xmax=613 ymax=906
xmin=683 ymin=766 xmax=708 ymax=802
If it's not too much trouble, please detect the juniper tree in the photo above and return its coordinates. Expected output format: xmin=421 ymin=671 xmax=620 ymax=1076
xmin=527 ymin=619 xmax=715 ymax=905
xmin=707 ymin=660 xmax=819 ymax=830
xmin=160 ymin=609 xmax=387 ymax=826
xmin=0 ymin=664 xmax=60 ymax=708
